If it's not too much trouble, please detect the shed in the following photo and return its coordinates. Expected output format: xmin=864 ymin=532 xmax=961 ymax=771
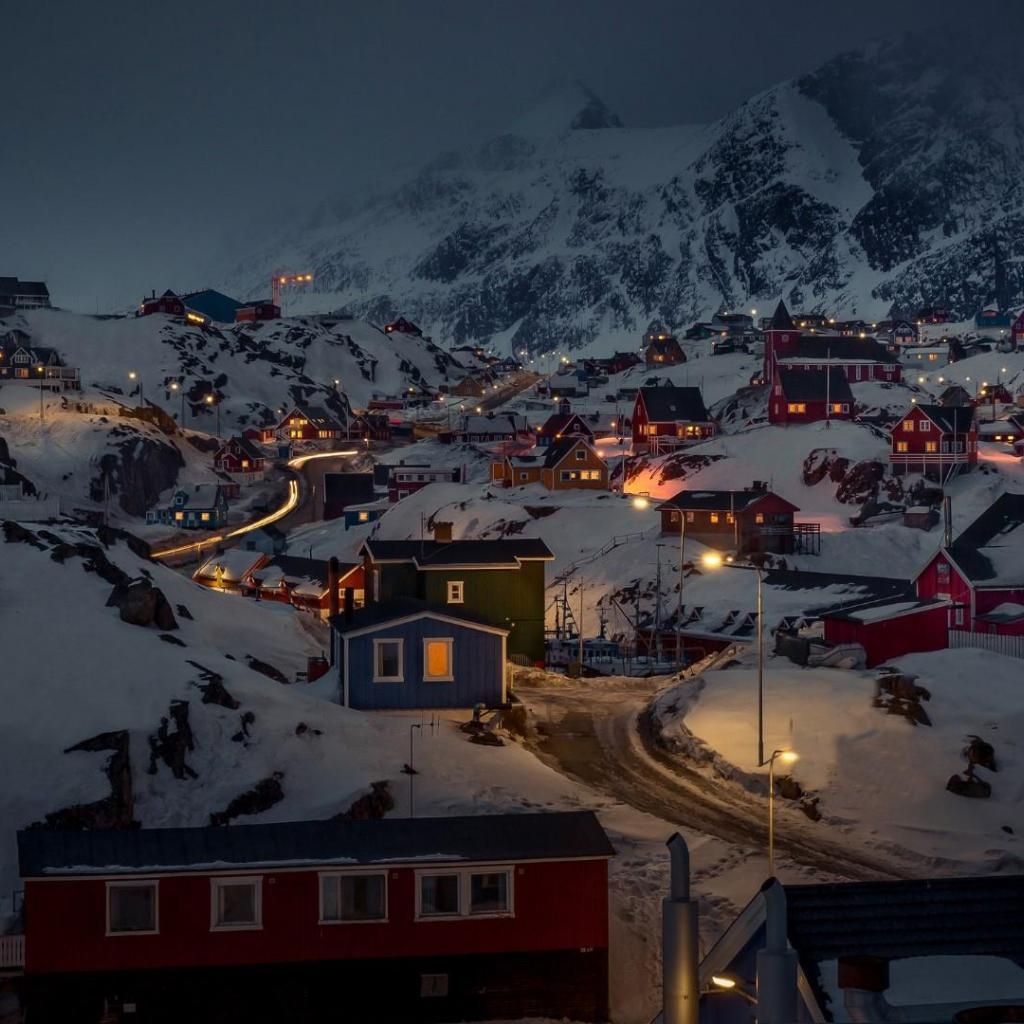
xmin=819 ymin=597 xmax=948 ymax=666
xmin=322 ymin=472 xmax=375 ymax=520
xmin=332 ymin=598 xmax=509 ymax=710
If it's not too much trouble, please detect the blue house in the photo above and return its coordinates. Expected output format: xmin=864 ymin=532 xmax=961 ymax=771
xmin=343 ymin=498 xmax=389 ymax=530
xmin=182 ymin=289 xmax=245 ymax=324
xmin=241 ymin=524 xmax=287 ymax=554
xmin=331 ymin=598 xmax=508 ymax=710
xmin=146 ymin=484 xmax=230 ymax=529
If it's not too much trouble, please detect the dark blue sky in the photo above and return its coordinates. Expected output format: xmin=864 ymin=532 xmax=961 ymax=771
xmin=2 ymin=0 xmax=1011 ymax=311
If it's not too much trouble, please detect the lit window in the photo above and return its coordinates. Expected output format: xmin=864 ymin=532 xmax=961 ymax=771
xmin=419 ymin=874 xmax=460 ymax=917
xmin=925 ymin=442 xmax=938 ymax=453
xmin=726 ymin=513 xmax=734 ymax=524
xmin=211 ymin=878 xmax=261 ymax=930
xmin=320 ymin=873 xmax=387 ymax=923
xmin=647 ymin=425 xmax=658 ymax=435
xmin=710 ymin=513 xmax=720 ymax=524
xmin=241 ymin=459 xmax=250 ymax=468
xmin=787 ymin=403 xmax=806 ymax=414
xmin=903 ymin=420 xmax=915 ymax=431
xmin=201 ymin=512 xmax=211 ymax=522
xmin=373 ymin=639 xmax=403 ymax=681
xmin=108 ymin=882 xmax=158 ymax=934
xmin=830 ymin=403 xmax=846 ymax=414
xmin=423 ymin=638 xmax=454 ymax=681
xmin=755 ymin=513 xmax=764 ymax=524
xmin=896 ymin=442 xmax=909 ymax=453
xmin=358 ymin=511 xmax=369 ymax=523
xmin=174 ymin=511 xmax=184 ymax=521
xmin=446 ymin=581 xmax=464 ymax=604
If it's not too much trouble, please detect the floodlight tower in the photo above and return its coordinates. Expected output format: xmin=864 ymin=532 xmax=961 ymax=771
xmin=272 ymin=272 xmax=314 ymax=312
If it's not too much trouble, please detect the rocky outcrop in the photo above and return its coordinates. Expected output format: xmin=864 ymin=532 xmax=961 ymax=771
xmin=89 ymin=432 xmax=185 ymax=516
xmin=210 ymin=773 xmax=285 ymax=826
xmin=335 ymin=781 xmax=394 ymax=821
xmin=107 ymin=578 xmax=179 ymax=630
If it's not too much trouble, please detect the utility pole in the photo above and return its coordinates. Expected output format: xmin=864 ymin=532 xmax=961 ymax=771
xmin=655 ymin=546 xmax=663 ymax=665
xmin=577 ymin=581 xmax=585 ymax=667
xmin=407 ymin=723 xmax=422 ymax=818
xmin=676 ymin=508 xmax=686 ymax=666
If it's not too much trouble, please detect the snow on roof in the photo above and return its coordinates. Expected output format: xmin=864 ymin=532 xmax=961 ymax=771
xmin=195 ymin=549 xmax=264 ymax=583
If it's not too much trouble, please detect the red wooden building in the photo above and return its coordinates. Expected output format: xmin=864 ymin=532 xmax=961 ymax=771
xmin=235 ymin=301 xmax=281 ymax=323
xmin=536 ymin=400 xmax=594 ymax=447
xmin=383 ymin=316 xmax=423 ymax=336
xmin=213 ymin=436 xmax=266 ymax=481
xmin=246 ymin=555 xmax=364 ymax=617
xmin=16 ymin=811 xmax=613 ymax=1024
xmin=769 ymin=366 xmax=855 ymax=425
xmin=138 ymin=290 xmax=185 ymax=317
xmin=889 ymin=403 xmax=976 ymax=481
xmin=914 ymin=492 xmax=1024 ymax=638
xmin=820 ymin=597 xmax=949 ymax=667
xmin=630 ymin=386 xmax=714 ymax=453
xmin=1012 ymin=310 xmax=1024 ymax=349
xmin=265 ymin=405 xmax=346 ymax=444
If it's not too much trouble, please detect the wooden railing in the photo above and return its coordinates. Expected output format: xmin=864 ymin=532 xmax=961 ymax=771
xmin=0 ymin=934 xmax=24 ymax=968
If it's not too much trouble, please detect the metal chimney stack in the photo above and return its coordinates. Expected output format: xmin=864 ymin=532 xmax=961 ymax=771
xmin=662 ymin=833 xmax=699 ymax=1024
xmin=756 ymin=879 xmax=798 ymax=1024
xmin=943 ymin=495 xmax=953 ymax=549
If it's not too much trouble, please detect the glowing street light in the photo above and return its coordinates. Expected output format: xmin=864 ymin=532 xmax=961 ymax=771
xmin=767 ymin=749 xmax=799 ymax=876
xmin=128 ymin=370 xmax=143 ymax=407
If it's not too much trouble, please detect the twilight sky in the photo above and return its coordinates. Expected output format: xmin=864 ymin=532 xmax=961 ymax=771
xmin=1 ymin=0 xmax=1010 ymax=311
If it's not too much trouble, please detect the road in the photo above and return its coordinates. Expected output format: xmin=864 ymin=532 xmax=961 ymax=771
xmin=517 ymin=678 xmax=914 ymax=882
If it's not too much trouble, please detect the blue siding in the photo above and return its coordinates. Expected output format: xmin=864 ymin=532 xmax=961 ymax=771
xmin=343 ymin=616 xmax=503 ymax=710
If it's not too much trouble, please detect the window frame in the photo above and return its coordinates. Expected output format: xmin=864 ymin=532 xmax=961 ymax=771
xmin=106 ymin=880 xmax=159 ymax=937
xmin=422 ymin=637 xmax=455 ymax=682
xmin=318 ymin=870 xmax=389 ymax=925
xmin=446 ymin=580 xmax=464 ymax=604
xmin=372 ymin=638 xmax=405 ymax=683
xmin=574 ymin=448 xmax=587 ymax=461
xmin=210 ymin=876 xmax=262 ymax=932
xmin=415 ymin=867 xmax=514 ymax=921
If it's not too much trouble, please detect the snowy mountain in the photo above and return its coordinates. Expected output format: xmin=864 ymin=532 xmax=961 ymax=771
xmin=219 ymin=36 xmax=1024 ymax=352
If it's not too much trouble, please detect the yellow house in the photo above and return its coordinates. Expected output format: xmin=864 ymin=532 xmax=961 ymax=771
xmin=493 ymin=437 xmax=608 ymax=491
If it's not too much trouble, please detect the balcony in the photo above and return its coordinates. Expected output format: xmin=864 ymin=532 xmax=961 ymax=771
xmin=0 ymin=934 xmax=24 ymax=969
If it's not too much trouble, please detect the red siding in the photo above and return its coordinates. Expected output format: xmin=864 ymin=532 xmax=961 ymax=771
xmin=914 ymin=551 xmax=973 ymax=626
xmin=823 ymin=605 xmax=949 ymax=666
xmin=24 ymin=858 xmax=608 ymax=975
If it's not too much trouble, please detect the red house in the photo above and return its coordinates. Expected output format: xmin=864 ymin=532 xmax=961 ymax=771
xmin=889 ymin=404 xmax=976 ymax=481
xmin=914 ymin=492 xmax=1024 ymax=639
xmin=213 ymin=436 xmax=266 ymax=482
xmin=138 ymin=290 xmax=185 ymax=317
xmin=1012 ymin=310 xmax=1024 ymax=349
xmin=536 ymin=400 xmax=594 ymax=447
xmin=235 ymin=301 xmax=281 ymax=323
xmin=271 ymin=405 xmax=345 ymax=444
xmin=769 ymin=367 xmax=854 ymax=425
xmin=821 ymin=597 xmax=949 ymax=667
xmin=16 ymin=811 xmax=613 ymax=1024
xmin=383 ymin=316 xmax=423 ymax=336
xmin=631 ymin=385 xmax=714 ymax=453
xmin=246 ymin=555 xmax=364 ymax=617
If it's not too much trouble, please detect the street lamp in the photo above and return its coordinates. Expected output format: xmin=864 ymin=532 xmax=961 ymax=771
xmin=708 ymin=975 xmax=757 ymax=1006
xmin=767 ymin=749 xmax=799 ymax=876
xmin=36 ymin=364 xmax=45 ymax=422
xmin=205 ymin=393 xmax=220 ymax=438
xmin=169 ymin=380 xmax=186 ymax=424
xmin=128 ymin=370 xmax=143 ymax=407
xmin=701 ymin=552 xmax=766 ymax=766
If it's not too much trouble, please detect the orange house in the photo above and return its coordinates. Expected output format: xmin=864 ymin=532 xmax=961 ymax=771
xmin=493 ymin=437 xmax=608 ymax=491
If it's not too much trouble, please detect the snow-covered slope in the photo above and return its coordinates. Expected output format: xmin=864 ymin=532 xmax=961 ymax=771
xmin=217 ymin=36 xmax=1024 ymax=353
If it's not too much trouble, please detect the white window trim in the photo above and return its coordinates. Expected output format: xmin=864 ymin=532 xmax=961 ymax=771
xmin=210 ymin=875 xmax=262 ymax=931
xmin=106 ymin=879 xmax=159 ymax=936
xmin=318 ymin=870 xmax=389 ymax=925
xmin=415 ymin=867 xmax=514 ymax=921
xmin=372 ymin=637 xmax=404 ymax=683
xmin=446 ymin=580 xmax=464 ymax=604
xmin=423 ymin=637 xmax=455 ymax=682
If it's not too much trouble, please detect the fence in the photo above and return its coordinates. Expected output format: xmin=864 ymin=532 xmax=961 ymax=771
xmin=949 ymin=629 xmax=1024 ymax=660
xmin=0 ymin=934 xmax=24 ymax=968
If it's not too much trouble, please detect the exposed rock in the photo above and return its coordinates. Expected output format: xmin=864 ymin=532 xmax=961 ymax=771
xmin=89 ymin=434 xmax=186 ymax=516
xmin=335 ymin=780 xmax=394 ymax=821
xmin=231 ymin=710 xmax=257 ymax=743
xmin=147 ymin=701 xmax=197 ymax=780
xmin=946 ymin=771 xmax=992 ymax=799
xmin=964 ymin=735 xmax=997 ymax=772
xmin=245 ymin=655 xmax=289 ymax=684
xmin=176 ymin=603 xmax=194 ymax=620
xmin=2 ymin=521 xmax=45 ymax=548
xmin=107 ymin=578 xmax=179 ymax=630
xmin=775 ymin=775 xmax=804 ymax=800
xmin=210 ymin=773 xmax=284 ymax=826
xmin=158 ymin=633 xmax=186 ymax=646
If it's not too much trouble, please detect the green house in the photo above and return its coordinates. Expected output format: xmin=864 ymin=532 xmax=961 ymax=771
xmin=359 ymin=538 xmax=554 ymax=664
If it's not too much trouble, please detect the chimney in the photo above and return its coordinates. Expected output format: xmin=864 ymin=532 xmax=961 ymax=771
xmin=943 ymin=495 xmax=953 ymax=548
xmin=756 ymin=880 xmax=798 ymax=1024
xmin=343 ymin=587 xmax=354 ymax=625
xmin=328 ymin=557 xmax=340 ymax=619
xmin=662 ymin=833 xmax=699 ymax=1024
xmin=433 ymin=521 xmax=453 ymax=543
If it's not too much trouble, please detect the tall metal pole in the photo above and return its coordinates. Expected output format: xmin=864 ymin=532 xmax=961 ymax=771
xmin=676 ymin=509 xmax=686 ymax=666
xmin=768 ymin=752 xmax=777 ymax=875
xmin=181 ymin=386 xmax=186 ymax=425
xmin=409 ymin=723 xmax=421 ymax=818
xmin=662 ymin=833 xmax=699 ymax=1024
xmin=757 ymin=567 xmax=765 ymax=767
xmin=578 ymin=581 xmax=585 ymax=667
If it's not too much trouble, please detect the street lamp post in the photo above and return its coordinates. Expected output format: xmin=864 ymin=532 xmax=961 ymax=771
xmin=767 ymin=749 xmax=799 ymax=876
xmin=170 ymin=381 xmax=186 ymax=424
xmin=129 ymin=370 xmax=143 ymax=408
xmin=37 ymin=365 xmax=45 ymax=422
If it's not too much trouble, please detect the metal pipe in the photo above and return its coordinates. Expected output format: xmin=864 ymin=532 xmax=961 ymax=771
xmin=756 ymin=879 xmax=798 ymax=1024
xmin=757 ymin=567 xmax=765 ymax=767
xmin=662 ymin=833 xmax=699 ymax=1024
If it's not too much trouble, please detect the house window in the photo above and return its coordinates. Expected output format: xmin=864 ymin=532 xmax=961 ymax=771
xmin=423 ymin=638 xmax=454 ymax=681
xmin=903 ymin=420 xmax=915 ymax=431
xmin=647 ymin=425 xmax=658 ymax=435
xmin=726 ymin=513 xmax=735 ymax=525
xmin=755 ymin=513 xmax=764 ymax=524
xmin=174 ymin=511 xmax=184 ymax=521
xmin=954 ymin=608 xmax=965 ymax=626
xmin=709 ymin=513 xmax=720 ymax=524
xmin=925 ymin=442 xmax=938 ymax=453
xmin=419 ymin=873 xmax=461 ymax=917
xmin=211 ymin=877 xmax=261 ymax=930
xmin=201 ymin=512 xmax=211 ymax=522
xmin=896 ymin=442 xmax=909 ymax=452
xmin=937 ymin=562 xmax=950 ymax=580
xmin=446 ymin=581 xmax=464 ymax=604
xmin=519 ymin=472 xmax=528 ymax=481
xmin=107 ymin=881 xmax=158 ymax=935
xmin=581 ymin=470 xmax=602 ymax=480
xmin=320 ymin=872 xmax=387 ymax=923
xmin=470 ymin=872 xmax=510 ymax=914
xmin=830 ymin=403 xmax=848 ymax=414
xmin=373 ymin=639 xmax=404 ymax=682
xmin=919 ymin=421 xmax=931 ymax=432
xmin=686 ymin=511 xmax=695 ymax=523
xmin=575 ymin=449 xmax=587 ymax=460
xmin=787 ymin=403 xmax=806 ymax=414
xmin=560 ymin=470 xmax=572 ymax=481
xmin=241 ymin=459 xmax=250 ymax=468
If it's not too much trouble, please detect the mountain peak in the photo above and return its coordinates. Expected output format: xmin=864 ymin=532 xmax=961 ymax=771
xmin=508 ymin=80 xmax=622 ymax=136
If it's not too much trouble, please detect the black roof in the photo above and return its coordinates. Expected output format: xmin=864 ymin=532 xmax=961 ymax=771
xmin=542 ymin=436 xmax=599 ymax=469
xmin=766 ymin=569 xmax=912 ymax=611
xmin=784 ymin=874 xmax=1024 ymax=980
xmin=323 ymin=472 xmax=375 ymax=506
xmin=332 ymin=596 xmax=502 ymax=634
xmin=768 ymin=300 xmax=795 ymax=331
xmin=947 ymin=491 xmax=1024 ymax=583
xmin=361 ymin=538 xmax=554 ymax=566
xmin=288 ymin=404 xmax=344 ymax=431
xmin=17 ymin=811 xmax=614 ymax=878
xmin=637 ymin=386 xmax=710 ymax=423
xmin=657 ymin=487 xmax=797 ymax=513
xmin=913 ymin=403 xmax=975 ymax=434
xmin=252 ymin=555 xmax=358 ymax=586
xmin=0 ymin=277 xmax=50 ymax=299
xmin=783 ymin=336 xmax=899 ymax=364
xmin=219 ymin=435 xmax=263 ymax=461
xmin=776 ymin=367 xmax=853 ymax=402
